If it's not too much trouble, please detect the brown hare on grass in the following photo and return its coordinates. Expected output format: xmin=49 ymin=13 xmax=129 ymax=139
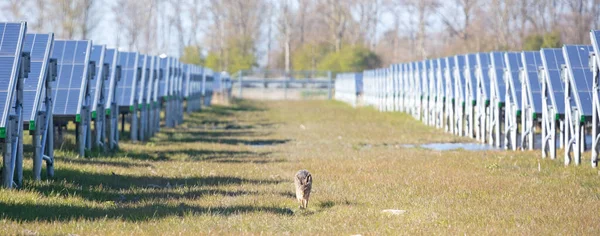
xmin=294 ymin=170 xmax=312 ymax=209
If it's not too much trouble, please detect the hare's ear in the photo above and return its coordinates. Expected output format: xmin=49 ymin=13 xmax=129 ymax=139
xmin=306 ymin=174 xmax=312 ymax=183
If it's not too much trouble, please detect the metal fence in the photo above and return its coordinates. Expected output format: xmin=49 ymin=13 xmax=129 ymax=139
xmin=232 ymin=70 xmax=333 ymax=100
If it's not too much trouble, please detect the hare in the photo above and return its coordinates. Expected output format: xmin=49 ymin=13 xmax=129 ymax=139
xmin=294 ymin=170 xmax=312 ymax=209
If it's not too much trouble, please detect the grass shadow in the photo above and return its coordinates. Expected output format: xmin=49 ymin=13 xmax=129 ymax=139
xmin=0 ymin=202 xmax=294 ymax=222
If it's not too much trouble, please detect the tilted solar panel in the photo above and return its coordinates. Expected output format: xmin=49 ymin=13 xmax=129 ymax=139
xmin=145 ymin=56 xmax=156 ymax=103
xmin=476 ymin=52 xmax=492 ymax=100
xmin=453 ymin=55 xmax=466 ymax=102
xmin=421 ymin=60 xmax=429 ymax=96
xmin=504 ymin=52 xmax=523 ymax=110
xmin=115 ymin=52 xmax=139 ymax=107
xmin=437 ymin=58 xmax=446 ymax=96
xmin=51 ymin=40 xmax=93 ymax=116
xmin=540 ymin=48 xmax=566 ymax=114
xmin=136 ymin=54 xmax=149 ymax=105
xmin=152 ymin=56 xmax=161 ymax=102
xmin=103 ymin=48 xmax=119 ymax=110
xmin=89 ymin=45 xmax=106 ymax=114
xmin=489 ymin=52 xmax=507 ymax=102
xmin=21 ymin=33 xmax=53 ymax=123
xmin=521 ymin=51 xmax=544 ymax=113
xmin=0 ymin=22 xmax=27 ymax=129
xmin=464 ymin=54 xmax=478 ymax=101
xmin=159 ymin=57 xmax=171 ymax=98
xmin=444 ymin=57 xmax=455 ymax=98
xmin=563 ymin=45 xmax=594 ymax=116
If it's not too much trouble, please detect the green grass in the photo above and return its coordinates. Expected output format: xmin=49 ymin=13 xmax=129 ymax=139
xmin=2 ymin=100 xmax=600 ymax=235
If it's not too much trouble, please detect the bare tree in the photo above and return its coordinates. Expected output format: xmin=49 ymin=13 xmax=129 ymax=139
xmin=278 ymin=0 xmax=295 ymax=72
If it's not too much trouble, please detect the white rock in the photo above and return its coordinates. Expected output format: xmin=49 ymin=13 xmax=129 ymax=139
xmin=381 ymin=209 xmax=406 ymax=215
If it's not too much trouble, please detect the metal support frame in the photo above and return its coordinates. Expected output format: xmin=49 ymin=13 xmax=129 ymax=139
xmin=590 ymin=31 xmax=600 ymax=167
xmin=563 ymin=63 xmax=583 ymax=166
xmin=436 ymin=59 xmax=446 ymax=130
xmin=540 ymin=49 xmax=564 ymax=160
xmin=503 ymin=53 xmax=521 ymax=151
xmin=464 ymin=55 xmax=477 ymax=139
xmin=2 ymin=52 xmax=28 ymax=188
xmin=475 ymin=54 xmax=491 ymax=144
xmin=453 ymin=56 xmax=466 ymax=137
xmin=444 ymin=58 xmax=454 ymax=134
xmin=421 ymin=61 xmax=429 ymax=123
xmin=488 ymin=53 xmax=505 ymax=148
xmin=428 ymin=60 xmax=437 ymax=127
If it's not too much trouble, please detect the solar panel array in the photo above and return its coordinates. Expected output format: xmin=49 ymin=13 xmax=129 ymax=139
xmin=336 ymin=30 xmax=600 ymax=168
xmin=0 ymin=21 xmax=218 ymax=188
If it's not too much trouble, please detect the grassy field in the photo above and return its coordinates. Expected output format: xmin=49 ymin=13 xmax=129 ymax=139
xmin=2 ymin=100 xmax=600 ymax=235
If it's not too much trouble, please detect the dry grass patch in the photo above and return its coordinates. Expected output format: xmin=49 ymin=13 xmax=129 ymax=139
xmin=1 ymin=100 xmax=599 ymax=235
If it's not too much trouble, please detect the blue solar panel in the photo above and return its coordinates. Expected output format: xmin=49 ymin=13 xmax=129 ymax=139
xmin=465 ymin=54 xmax=478 ymax=100
xmin=89 ymin=45 xmax=106 ymax=113
xmin=21 ymin=33 xmax=52 ymax=123
xmin=504 ymin=52 xmax=523 ymax=110
xmin=489 ymin=52 xmax=506 ymax=102
xmin=540 ymin=48 xmax=566 ymax=114
xmin=136 ymin=54 xmax=148 ymax=104
xmin=183 ymin=64 xmax=190 ymax=97
xmin=453 ymin=55 xmax=466 ymax=101
xmin=421 ymin=60 xmax=429 ymax=95
xmin=145 ymin=56 xmax=156 ymax=103
xmin=51 ymin=40 xmax=92 ymax=116
xmin=116 ymin=52 xmax=139 ymax=107
xmin=0 ymin=22 xmax=26 ymax=128
xmin=429 ymin=60 xmax=438 ymax=94
xmin=152 ymin=56 xmax=161 ymax=102
xmin=476 ymin=53 xmax=492 ymax=99
xmin=103 ymin=48 xmax=119 ymax=110
xmin=173 ymin=60 xmax=181 ymax=96
xmin=563 ymin=45 xmax=594 ymax=116
xmin=437 ymin=58 xmax=446 ymax=96
xmin=159 ymin=57 xmax=171 ymax=97
xmin=521 ymin=51 xmax=544 ymax=113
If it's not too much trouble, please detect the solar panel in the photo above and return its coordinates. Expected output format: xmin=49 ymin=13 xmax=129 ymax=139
xmin=521 ymin=51 xmax=544 ymax=113
xmin=89 ymin=45 xmax=106 ymax=115
xmin=476 ymin=52 xmax=492 ymax=101
xmin=115 ymin=52 xmax=139 ymax=107
xmin=540 ymin=48 xmax=566 ymax=114
xmin=563 ymin=45 xmax=594 ymax=116
xmin=51 ymin=40 xmax=93 ymax=116
xmin=0 ymin=22 xmax=27 ymax=129
xmin=136 ymin=54 xmax=148 ymax=105
xmin=159 ymin=57 xmax=172 ymax=98
xmin=429 ymin=59 xmax=437 ymax=97
xmin=421 ymin=60 xmax=429 ymax=96
xmin=103 ymin=48 xmax=119 ymax=110
xmin=504 ymin=52 xmax=522 ymax=105
xmin=183 ymin=64 xmax=190 ymax=98
xmin=444 ymin=57 xmax=455 ymax=99
xmin=146 ymin=56 xmax=156 ymax=104
xmin=152 ymin=56 xmax=161 ymax=103
xmin=453 ymin=55 xmax=466 ymax=102
xmin=489 ymin=52 xmax=506 ymax=102
xmin=21 ymin=33 xmax=53 ymax=124
xmin=437 ymin=58 xmax=446 ymax=97
xmin=464 ymin=54 xmax=478 ymax=102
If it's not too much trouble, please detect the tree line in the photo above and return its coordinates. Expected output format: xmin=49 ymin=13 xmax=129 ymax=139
xmin=3 ymin=0 xmax=600 ymax=74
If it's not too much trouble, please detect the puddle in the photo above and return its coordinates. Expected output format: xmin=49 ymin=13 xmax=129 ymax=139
xmin=420 ymin=143 xmax=497 ymax=151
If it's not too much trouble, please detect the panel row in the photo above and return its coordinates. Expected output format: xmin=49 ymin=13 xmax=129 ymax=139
xmin=0 ymin=21 xmax=230 ymax=189
xmin=335 ymin=30 xmax=600 ymax=168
